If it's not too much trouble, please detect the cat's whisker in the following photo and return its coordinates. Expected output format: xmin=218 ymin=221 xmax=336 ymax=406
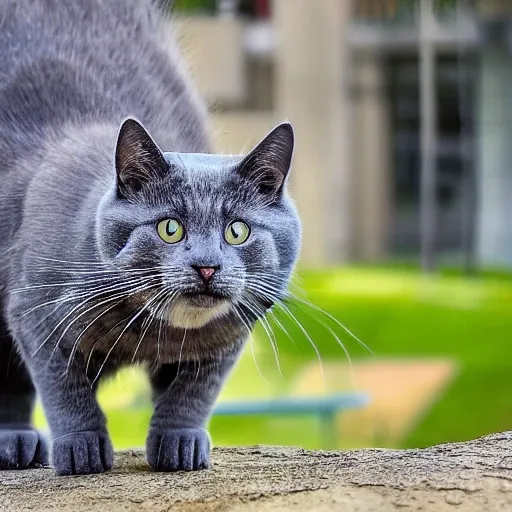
xmin=244 ymin=282 xmax=296 ymax=356
xmin=27 ymin=262 xmax=189 ymax=287
xmin=21 ymin=292 xmax=87 ymax=319
xmin=90 ymin=285 xmax=170 ymax=386
xmin=246 ymin=270 xmax=289 ymax=280
xmin=33 ymin=256 xmax=111 ymax=267
xmin=34 ymin=277 xmax=162 ymax=358
xmin=32 ymin=302 xmax=66 ymax=331
xmin=153 ymin=289 xmax=181 ymax=369
xmin=65 ymin=297 xmax=127 ymax=376
xmin=256 ymin=310 xmax=283 ymax=379
xmin=266 ymin=307 xmax=297 ymax=348
xmin=45 ymin=289 xmax=139 ymax=371
xmin=260 ymin=311 xmax=280 ymax=355
xmin=244 ymin=280 xmax=285 ymax=305
xmin=272 ymin=299 xmax=326 ymax=388
xmin=245 ymin=272 xmax=288 ymax=284
xmin=248 ymin=287 xmax=283 ymax=300
xmin=174 ymin=327 xmax=188 ymax=386
xmin=244 ymin=267 xmax=290 ymax=277
xmin=155 ymin=295 xmax=168 ymax=368
xmin=232 ymin=304 xmax=268 ymax=384
xmin=245 ymin=290 xmax=297 ymax=350
xmin=40 ymin=266 xmax=183 ymax=277
xmin=86 ymin=312 xmax=134 ymax=378
xmin=130 ymin=288 xmax=170 ymax=364
xmin=246 ymin=279 xmax=365 ymax=387
xmin=286 ymin=293 xmax=373 ymax=357
xmin=286 ymin=300 xmax=357 ymax=389
xmin=19 ymin=274 xmax=161 ymax=318
xmin=29 ymin=258 xmax=185 ymax=279
xmin=239 ymin=296 xmax=283 ymax=379
xmin=11 ymin=271 xmax=162 ymax=293
xmin=131 ymin=316 xmax=153 ymax=365
xmin=49 ymin=281 xmax=164 ymax=368
xmin=31 ymin=258 xmax=183 ymax=272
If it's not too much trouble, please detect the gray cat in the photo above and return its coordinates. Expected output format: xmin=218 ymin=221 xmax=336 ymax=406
xmin=0 ymin=0 xmax=300 ymax=475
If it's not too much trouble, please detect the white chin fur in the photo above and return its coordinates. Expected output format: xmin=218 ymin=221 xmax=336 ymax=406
xmin=166 ymin=298 xmax=232 ymax=329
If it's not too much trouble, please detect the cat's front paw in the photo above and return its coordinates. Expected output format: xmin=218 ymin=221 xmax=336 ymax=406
xmin=146 ymin=427 xmax=210 ymax=472
xmin=0 ymin=428 xmax=49 ymax=470
xmin=51 ymin=430 xmax=113 ymax=476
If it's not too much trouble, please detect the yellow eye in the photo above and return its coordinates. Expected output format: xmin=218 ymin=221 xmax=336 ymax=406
xmin=157 ymin=219 xmax=185 ymax=244
xmin=225 ymin=221 xmax=250 ymax=246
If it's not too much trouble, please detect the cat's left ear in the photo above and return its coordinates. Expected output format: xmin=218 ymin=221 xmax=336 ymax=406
xmin=115 ymin=118 xmax=168 ymax=198
xmin=238 ymin=122 xmax=294 ymax=196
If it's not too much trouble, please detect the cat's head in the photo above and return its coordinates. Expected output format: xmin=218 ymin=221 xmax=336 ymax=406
xmin=96 ymin=118 xmax=301 ymax=329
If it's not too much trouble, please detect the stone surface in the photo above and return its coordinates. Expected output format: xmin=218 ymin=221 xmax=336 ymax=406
xmin=1 ymin=431 xmax=512 ymax=511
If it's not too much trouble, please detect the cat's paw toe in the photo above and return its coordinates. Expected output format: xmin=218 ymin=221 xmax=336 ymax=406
xmin=0 ymin=428 xmax=49 ymax=470
xmin=51 ymin=430 xmax=113 ymax=476
xmin=146 ymin=427 xmax=210 ymax=472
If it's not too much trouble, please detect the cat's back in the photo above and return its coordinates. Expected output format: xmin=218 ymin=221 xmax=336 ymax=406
xmin=0 ymin=0 xmax=160 ymax=96
xmin=0 ymin=0 xmax=174 ymax=82
xmin=0 ymin=0 xmax=209 ymax=162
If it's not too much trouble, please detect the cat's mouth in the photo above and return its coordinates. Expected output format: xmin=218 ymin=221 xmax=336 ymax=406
xmin=181 ymin=290 xmax=229 ymax=308
xmin=166 ymin=291 xmax=232 ymax=329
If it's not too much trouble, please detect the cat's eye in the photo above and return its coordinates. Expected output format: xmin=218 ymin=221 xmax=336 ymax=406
xmin=225 ymin=221 xmax=250 ymax=246
xmin=157 ymin=219 xmax=185 ymax=244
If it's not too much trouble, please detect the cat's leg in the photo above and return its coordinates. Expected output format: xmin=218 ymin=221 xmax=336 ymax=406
xmin=146 ymin=352 xmax=239 ymax=472
xmin=9 ymin=318 xmax=113 ymax=475
xmin=0 ymin=320 xmax=49 ymax=469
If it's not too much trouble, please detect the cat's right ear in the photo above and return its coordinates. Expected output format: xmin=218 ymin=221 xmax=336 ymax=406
xmin=238 ymin=122 xmax=294 ymax=197
xmin=115 ymin=118 xmax=168 ymax=199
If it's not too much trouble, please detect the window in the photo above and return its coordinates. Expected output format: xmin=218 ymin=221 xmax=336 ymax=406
xmin=387 ymin=54 xmax=476 ymax=256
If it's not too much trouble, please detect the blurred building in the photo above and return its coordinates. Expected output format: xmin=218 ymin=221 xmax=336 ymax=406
xmin=175 ymin=0 xmax=512 ymax=268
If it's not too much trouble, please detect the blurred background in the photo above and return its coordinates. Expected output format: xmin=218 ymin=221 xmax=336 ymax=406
xmin=38 ymin=0 xmax=512 ymax=452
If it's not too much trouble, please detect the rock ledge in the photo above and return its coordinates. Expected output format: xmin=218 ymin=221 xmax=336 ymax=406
xmin=1 ymin=432 xmax=512 ymax=511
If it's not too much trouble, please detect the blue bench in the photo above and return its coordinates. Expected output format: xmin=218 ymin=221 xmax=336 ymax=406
xmin=212 ymin=392 xmax=370 ymax=449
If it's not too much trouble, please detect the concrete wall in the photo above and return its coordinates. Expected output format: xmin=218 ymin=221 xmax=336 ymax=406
xmin=351 ymin=54 xmax=391 ymax=261
xmin=210 ymin=111 xmax=275 ymax=154
xmin=477 ymin=47 xmax=512 ymax=267
xmin=175 ymin=17 xmax=247 ymax=106
xmin=273 ymin=0 xmax=353 ymax=265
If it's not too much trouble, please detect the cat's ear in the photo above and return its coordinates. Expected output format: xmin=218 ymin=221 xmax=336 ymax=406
xmin=115 ymin=118 xmax=168 ymax=198
xmin=238 ymin=122 xmax=294 ymax=196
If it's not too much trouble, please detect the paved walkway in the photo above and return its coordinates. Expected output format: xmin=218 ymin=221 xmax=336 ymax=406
xmin=292 ymin=358 xmax=456 ymax=447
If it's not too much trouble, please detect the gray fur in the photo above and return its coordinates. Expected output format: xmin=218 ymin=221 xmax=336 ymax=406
xmin=0 ymin=0 xmax=300 ymax=475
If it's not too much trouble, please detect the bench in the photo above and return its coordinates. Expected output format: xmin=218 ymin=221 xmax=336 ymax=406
xmin=213 ymin=392 xmax=370 ymax=449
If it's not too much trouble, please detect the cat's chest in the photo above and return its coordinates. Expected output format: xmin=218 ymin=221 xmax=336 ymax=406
xmin=74 ymin=303 xmax=243 ymax=366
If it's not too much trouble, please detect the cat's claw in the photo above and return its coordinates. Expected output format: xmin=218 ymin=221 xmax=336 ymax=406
xmin=146 ymin=427 xmax=210 ymax=472
xmin=51 ymin=430 xmax=113 ymax=476
xmin=0 ymin=428 xmax=49 ymax=469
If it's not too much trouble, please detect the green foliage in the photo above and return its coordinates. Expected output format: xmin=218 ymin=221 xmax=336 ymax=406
xmin=173 ymin=0 xmax=215 ymax=14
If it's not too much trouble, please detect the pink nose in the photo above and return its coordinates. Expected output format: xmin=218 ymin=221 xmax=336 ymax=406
xmin=197 ymin=267 xmax=216 ymax=282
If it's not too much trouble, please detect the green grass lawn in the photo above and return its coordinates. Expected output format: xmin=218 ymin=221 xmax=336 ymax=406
xmin=277 ymin=267 xmax=512 ymax=448
xmin=34 ymin=266 xmax=512 ymax=450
